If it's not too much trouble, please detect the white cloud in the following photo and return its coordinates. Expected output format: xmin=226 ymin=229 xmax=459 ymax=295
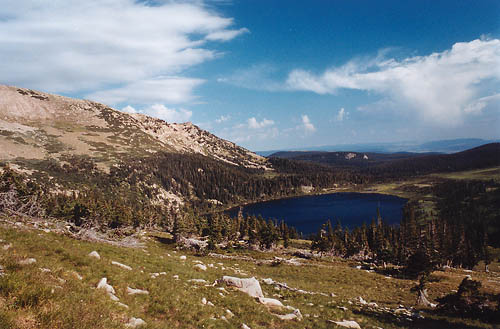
xmin=145 ymin=104 xmax=192 ymax=123
xmin=217 ymin=64 xmax=285 ymax=91
xmin=287 ymin=39 xmax=500 ymax=125
xmin=218 ymin=116 xmax=278 ymax=145
xmin=464 ymin=93 xmax=500 ymax=114
xmin=206 ymin=28 xmax=249 ymax=41
xmin=300 ymin=115 xmax=316 ymax=133
xmin=335 ymin=108 xmax=348 ymax=121
xmin=121 ymin=105 xmax=137 ymax=114
xmin=0 ymin=0 xmax=247 ymax=104
xmin=247 ymin=117 xmax=274 ymax=129
xmin=121 ymin=104 xmax=192 ymax=123
xmin=215 ymin=115 xmax=230 ymax=123
xmin=87 ymin=77 xmax=204 ymax=105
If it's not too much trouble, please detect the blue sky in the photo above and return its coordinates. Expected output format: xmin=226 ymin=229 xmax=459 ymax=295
xmin=1 ymin=0 xmax=499 ymax=151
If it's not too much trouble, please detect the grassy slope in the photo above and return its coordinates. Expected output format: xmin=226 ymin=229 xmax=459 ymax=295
xmin=1 ymin=222 xmax=498 ymax=329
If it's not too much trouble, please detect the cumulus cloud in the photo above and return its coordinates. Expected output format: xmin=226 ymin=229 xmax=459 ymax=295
xmin=218 ymin=116 xmax=278 ymax=145
xmin=247 ymin=117 xmax=274 ymax=129
xmin=0 ymin=0 xmax=247 ymax=104
xmin=121 ymin=105 xmax=137 ymax=114
xmin=335 ymin=108 xmax=348 ymax=122
xmin=300 ymin=115 xmax=316 ymax=133
xmin=121 ymin=104 xmax=192 ymax=123
xmin=87 ymin=77 xmax=204 ymax=105
xmin=215 ymin=115 xmax=230 ymax=123
xmin=287 ymin=39 xmax=500 ymax=125
xmin=464 ymin=93 xmax=500 ymax=114
xmin=206 ymin=28 xmax=250 ymax=41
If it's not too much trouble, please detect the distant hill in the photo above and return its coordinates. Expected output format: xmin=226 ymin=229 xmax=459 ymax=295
xmin=257 ymin=138 xmax=498 ymax=156
xmin=270 ymin=143 xmax=500 ymax=176
xmin=269 ymin=151 xmax=437 ymax=168
xmin=368 ymin=143 xmax=500 ymax=176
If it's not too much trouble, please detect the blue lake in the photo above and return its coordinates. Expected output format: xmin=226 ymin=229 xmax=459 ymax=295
xmin=228 ymin=192 xmax=408 ymax=236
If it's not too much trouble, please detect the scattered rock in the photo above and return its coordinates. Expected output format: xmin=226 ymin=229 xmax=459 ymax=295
xmin=357 ymin=297 xmax=367 ymax=305
xmin=329 ymin=320 xmax=361 ymax=329
xmin=117 ymin=302 xmax=129 ymax=309
xmin=125 ymin=317 xmax=146 ymax=328
xmin=2 ymin=243 xmax=12 ymax=250
xmin=179 ymin=255 xmax=187 ymax=260
xmin=178 ymin=236 xmax=208 ymax=250
xmin=241 ymin=324 xmax=251 ymax=329
xmin=226 ymin=309 xmax=234 ymax=318
xmin=221 ymin=276 xmax=264 ymax=298
xmin=194 ymin=264 xmax=207 ymax=271
xmin=70 ymin=271 xmax=83 ymax=280
xmin=201 ymin=297 xmax=207 ymax=305
xmin=274 ymin=309 xmax=302 ymax=321
xmin=88 ymin=251 xmax=100 ymax=260
xmin=111 ymin=261 xmax=132 ymax=271
xmin=127 ymin=287 xmax=149 ymax=295
xmin=258 ymin=297 xmax=284 ymax=308
xmin=188 ymin=279 xmax=207 ymax=284
xmin=97 ymin=278 xmax=119 ymax=301
xmin=19 ymin=258 xmax=36 ymax=265
xmin=292 ymin=250 xmax=314 ymax=259
xmin=39 ymin=268 xmax=52 ymax=273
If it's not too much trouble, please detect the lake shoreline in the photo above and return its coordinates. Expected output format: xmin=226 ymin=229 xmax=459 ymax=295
xmin=226 ymin=192 xmax=408 ymax=236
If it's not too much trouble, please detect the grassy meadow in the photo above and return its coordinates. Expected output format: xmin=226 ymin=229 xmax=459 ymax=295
xmin=1 ymin=220 xmax=498 ymax=329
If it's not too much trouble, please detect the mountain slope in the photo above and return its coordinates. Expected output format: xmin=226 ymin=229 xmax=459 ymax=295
xmin=0 ymin=85 xmax=269 ymax=170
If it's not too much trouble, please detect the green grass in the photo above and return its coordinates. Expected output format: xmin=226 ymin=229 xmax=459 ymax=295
xmin=430 ymin=166 xmax=500 ymax=181
xmin=0 ymin=223 xmax=498 ymax=328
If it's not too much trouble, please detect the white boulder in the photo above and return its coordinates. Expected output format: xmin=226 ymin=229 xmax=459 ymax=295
xmin=97 ymin=278 xmax=119 ymax=301
xmin=194 ymin=264 xmax=207 ymax=271
xmin=127 ymin=287 xmax=149 ymax=295
xmin=221 ymin=276 xmax=264 ymax=298
xmin=274 ymin=309 xmax=302 ymax=321
xmin=88 ymin=251 xmax=100 ymax=259
xmin=258 ymin=297 xmax=284 ymax=308
xmin=125 ymin=317 xmax=146 ymax=328
xmin=111 ymin=261 xmax=132 ymax=271
xmin=19 ymin=258 xmax=36 ymax=265
xmin=188 ymin=279 xmax=207 ymax=284
xmin=331 ymin=320 xmax=361 ymax=329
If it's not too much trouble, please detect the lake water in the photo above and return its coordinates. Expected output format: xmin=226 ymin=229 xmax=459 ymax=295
xmin=228 ymin=192 xmax=407 ymax=236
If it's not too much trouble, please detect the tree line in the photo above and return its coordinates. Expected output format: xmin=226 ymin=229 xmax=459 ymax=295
xmin=310 ymin=179 xmax=499 ymax=271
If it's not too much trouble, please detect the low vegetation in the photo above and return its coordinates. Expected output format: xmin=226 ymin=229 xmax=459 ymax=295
xmin=1 ymin=222 xmax=498 ymax=329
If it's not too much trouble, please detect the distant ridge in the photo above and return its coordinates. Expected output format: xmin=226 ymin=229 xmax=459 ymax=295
xmin=268 ymin=143 xmax=500 ymax=175
xmin=256 ymin=138 xmax=498 ymax=156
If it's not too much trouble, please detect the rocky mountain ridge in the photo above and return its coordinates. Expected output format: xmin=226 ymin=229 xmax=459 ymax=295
xmin=0 ymin=85 xmax=269 ymax=170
